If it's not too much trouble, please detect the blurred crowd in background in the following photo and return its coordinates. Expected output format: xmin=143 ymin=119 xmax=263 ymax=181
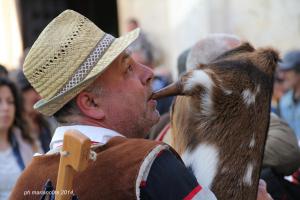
xmin=0 ymin=1 xmax=300 ymax=200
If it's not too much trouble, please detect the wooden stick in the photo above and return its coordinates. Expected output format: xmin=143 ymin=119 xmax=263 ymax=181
xmin=56 ymin=130 xmax=92 ymax=200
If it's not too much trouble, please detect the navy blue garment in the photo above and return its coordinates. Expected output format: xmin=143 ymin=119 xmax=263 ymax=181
xmin=261 ymin=168 xmax=300 ymax=200
xmin=11 ymin=134 xmax=25 ymax=170
xmin=140 ymin=149 xmax=200 ymax=200
xmin=39 ymin=126 xmax=52 ymax=153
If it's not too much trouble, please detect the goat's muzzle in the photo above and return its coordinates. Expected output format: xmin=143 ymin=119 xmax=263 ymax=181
xmin=151 ymin=81 xmax=183 ymax=100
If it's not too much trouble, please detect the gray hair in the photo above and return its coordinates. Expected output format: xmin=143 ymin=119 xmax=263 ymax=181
xmin=186 ymin=33 xmax=241 ymax=71
xmin=53 ymin=80 xmax=102 ymax=124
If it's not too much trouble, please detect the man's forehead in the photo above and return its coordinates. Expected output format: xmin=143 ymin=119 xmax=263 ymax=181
xmin=100 ymin=49 xmax=132 ymax=76
xmin=121 ymin=49 xmax=132 ymax=60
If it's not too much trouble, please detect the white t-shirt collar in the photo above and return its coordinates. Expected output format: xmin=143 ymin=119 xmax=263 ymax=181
xmin=50 ymin=125 xmax=124 ymax=150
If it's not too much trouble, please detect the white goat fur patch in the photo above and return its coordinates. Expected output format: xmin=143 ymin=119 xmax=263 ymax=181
xmin=184 ymin=70 xmax=215 ymax=116
xmin=182 ymin=143 xmax=219 ymax=188
xmin=243 ymin=163 xmax=253 ymax=186
xmin=184 ymin=70 xmax=214 ymax=92
xmin=249 ymin=134 xmax=255 ymax=148
xmin=223 ymin=89 xmax=233 ymax=95
xmin=242 ymin=89 xmax=256 ymax=106
xmin=242 ymin=85 xmax=261 ymax=106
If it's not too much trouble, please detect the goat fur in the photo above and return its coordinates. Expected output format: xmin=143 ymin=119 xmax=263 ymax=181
xmin=169 ymin=43 xmax=278 ymax=200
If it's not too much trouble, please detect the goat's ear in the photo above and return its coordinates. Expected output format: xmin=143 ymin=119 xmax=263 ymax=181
xmin=237 ymin=42 xmax=255 ymax=52
xmin=215 ymin=42 xmax=255 ymax=61
xmin=254 ymin=48 xmax=279 ymax=76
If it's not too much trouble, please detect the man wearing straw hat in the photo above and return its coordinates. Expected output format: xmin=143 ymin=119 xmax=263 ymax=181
xmin=9 ymin=10 xmax=217 ymax=200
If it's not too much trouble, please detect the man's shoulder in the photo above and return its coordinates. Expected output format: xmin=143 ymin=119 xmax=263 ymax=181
xmin=100 ymin=136 xmax=182 ymax=167
xmin=103 ymin=136 xmax=164 ymax=152
xmin=10 ymin=138 xmax=177 ymax=200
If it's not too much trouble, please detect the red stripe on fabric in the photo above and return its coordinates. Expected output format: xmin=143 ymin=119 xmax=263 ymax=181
xmin=183 ymin=185 xmax=202 ymax=200
xmin=140 ymin=180 xmax=147 ymax=188
xmin=292 ymin=169 xmax=300 ymax=184
xmin=156 ymin=150 xmax=165 ymax=157
xmin=156 ymin=123 xmax=171 ymax=141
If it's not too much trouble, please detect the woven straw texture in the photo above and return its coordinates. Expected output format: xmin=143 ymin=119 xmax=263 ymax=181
xmin=23 ymin=10 xmax=139 ymax=116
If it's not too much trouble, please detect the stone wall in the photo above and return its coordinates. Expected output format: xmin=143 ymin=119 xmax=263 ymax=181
xmin=118 ymin=0 xmax=300 ymax=79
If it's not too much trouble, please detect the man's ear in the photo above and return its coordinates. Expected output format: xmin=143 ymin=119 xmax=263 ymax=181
xmin=76 ymin=92 xmax=105 ymax=120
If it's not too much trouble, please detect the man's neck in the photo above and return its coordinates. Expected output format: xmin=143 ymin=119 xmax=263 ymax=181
xmin=61 ymin=115 xmax=135 ymax=138
xmin=61 ymin=115 xmax=106 ymax=127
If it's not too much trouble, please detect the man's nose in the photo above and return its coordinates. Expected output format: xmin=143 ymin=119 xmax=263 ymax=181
xmin=139 ymin=64 xmax=154 ymax=86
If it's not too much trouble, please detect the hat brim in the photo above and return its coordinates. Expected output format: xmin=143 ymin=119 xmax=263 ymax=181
xmin=34 ymin=28 xmax=140 ymax=116
xmin=278 ymin=61 xmax=294 ymax=71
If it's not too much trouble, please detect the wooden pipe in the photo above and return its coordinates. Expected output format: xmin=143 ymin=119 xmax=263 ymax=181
xmin=151 ymin=81 xmax=183 ymax=100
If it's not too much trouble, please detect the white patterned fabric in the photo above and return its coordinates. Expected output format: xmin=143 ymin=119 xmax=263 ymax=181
xmin=57 ymin=34 xmax=115 ymax=96
xmin=49 ymin=125 xmax=124 ymax=150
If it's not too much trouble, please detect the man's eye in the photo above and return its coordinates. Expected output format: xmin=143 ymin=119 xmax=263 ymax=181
xmin=127 ymin=65 xmax=133 ymax=72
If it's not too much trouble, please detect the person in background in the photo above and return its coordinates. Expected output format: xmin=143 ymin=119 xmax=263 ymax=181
xmin=261 ymin=113 xmax=300 ymax=200
xmin=0 ymin=64 xmax=8 ymax=78
xmin=277 ymin=50 xmax=300 ymax=141
xmin=0 ymin=78 xmax=35 ymax=200
xmin=271 ymin=72 xmax=288 ymax=114
xmin=126 ymin=18 xmax=154 ymax=56
xmin=16 ymin=71 xmax=53 ymax=153
xmin=277 ymin=50 xmax=300 ymax=199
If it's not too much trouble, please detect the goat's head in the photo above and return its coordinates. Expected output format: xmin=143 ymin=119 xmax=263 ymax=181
xmin=152 ymin=42 xmax=279 ymax=153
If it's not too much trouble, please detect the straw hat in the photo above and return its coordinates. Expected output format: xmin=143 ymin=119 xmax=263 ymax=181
xmin=24 ymin=10 xmax=140 ymax=116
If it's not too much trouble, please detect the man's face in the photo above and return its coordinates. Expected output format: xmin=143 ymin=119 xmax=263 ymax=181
xmin=93 ymin=51 xmax=160 ymax=138
xmin=279 ymin=70 xmax=300 ymax=90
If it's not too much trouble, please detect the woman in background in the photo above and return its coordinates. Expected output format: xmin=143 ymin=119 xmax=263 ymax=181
xmin=0 ymin=78 xmax=35 ymax=200
xmin=16 ymin=71 xmax=54 ymax=153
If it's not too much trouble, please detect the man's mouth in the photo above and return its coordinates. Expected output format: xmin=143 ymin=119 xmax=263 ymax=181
xmin=148 ymin=98 xmax=157 ymax=108
xmin=148 ymin=92 xmax=154 ymax=101
xmin=147 ymin=91 xmax=158 ymax=107
xmin=147 ymin=88 xmax=155 ymax=101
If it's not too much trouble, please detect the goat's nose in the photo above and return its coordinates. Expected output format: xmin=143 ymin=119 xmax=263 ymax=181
xmin=151 ymin=81 xmax=183 ymax=100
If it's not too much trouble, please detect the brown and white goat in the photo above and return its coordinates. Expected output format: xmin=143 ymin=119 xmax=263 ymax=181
xmin=152 ymin=43 xmax=278 ymax=200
